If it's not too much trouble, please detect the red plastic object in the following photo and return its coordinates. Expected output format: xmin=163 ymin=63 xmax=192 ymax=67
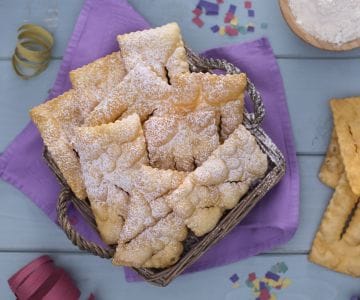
xmin=8 ymin=255 xmax=81 ymax=300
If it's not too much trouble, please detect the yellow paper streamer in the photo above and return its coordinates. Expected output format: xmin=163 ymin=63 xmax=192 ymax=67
xmin=12 ymin=24 xmax=54 ymax=79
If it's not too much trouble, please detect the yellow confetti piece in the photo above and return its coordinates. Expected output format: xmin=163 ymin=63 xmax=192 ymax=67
xmin=230 ymin=16 xmax=238 ymax=26
xmin=281 ymin=277 xmax=292 ymax=288
xmin=252 ymin=279 xmax=260 ymax=290
xmin=270 ymin=294 xmax=277 ymax=300
xmin=232 ymin=282 xmax=240 ymax=288
xmin=219 ymin=26 xmax=225 ymax=35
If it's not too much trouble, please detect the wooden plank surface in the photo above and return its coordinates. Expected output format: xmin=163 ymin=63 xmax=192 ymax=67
xmin=0 ymin=253 xmax=359 ymax=300
xmin=1 ymin=0 xmax=360 ymax=297
xmin=1 ymin=0 xmax=360 ymax=58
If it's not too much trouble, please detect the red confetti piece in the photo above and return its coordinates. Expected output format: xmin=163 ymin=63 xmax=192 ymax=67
xmin=248 ymin=272 xmax=256 ymax=281
xmin=192 ymin=7 xmax=202 ymax=16
xmin=245 ymin=1 xmax=252 ymax=9
xmin=225 ymin=25 xmax=238 ymax=36
xmin=224 ymin=12 xmax=234 ymax=23
xmin=216 ymin=0 xmax=224 ymax=3
xmin=192 ymin=17 xmax=204 ymax=27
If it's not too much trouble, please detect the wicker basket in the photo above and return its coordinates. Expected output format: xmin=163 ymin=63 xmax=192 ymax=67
xmin=45 ymin=48 xmax=286 ymax=287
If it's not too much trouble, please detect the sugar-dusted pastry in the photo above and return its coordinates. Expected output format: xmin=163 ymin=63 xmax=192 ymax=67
xmin=73 ymin=114 xmax=187 ymax=257
xmin=117 ymin=22 xmax=189 ymax=82
xmin=330 ymin=96 xmax=360 ymax=195
xmin=113 ymin=213 xmax=187 ymax=268
xmin=84 ymin=64 xmax=173 ymax=126
xmin=318 ymin=129 xmax=344 ymax=189
xmin=166 ymin=124 xmax=268 ymax=236
xmin=73 ymin=114 xmax=148 ymax=244
xmin=106 ymin=165 xmax=187 ymax=243
xmin=30 ymin=52 xmax=127 ymax=200
xmin=85 ymin=63 xmax=247 ymax=171
xmin=144 ymin=110 xmax=220 ymax=171
xmin=170 ymin=71 xmax=247 ymax=140
xmin=30 ymin=89 xmax=100 ymax=200
xmin=309 ymin=174 xmax=360 ymax=277
xmin=69 ymin=51 xmax=127 ymax=102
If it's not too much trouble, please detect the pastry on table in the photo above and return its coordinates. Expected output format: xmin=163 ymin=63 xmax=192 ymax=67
xmin=318 ymin=129 xmax=343 ymax=189
xmin=30 ymin=53 xmax=127 ymax=200
xmin=330 ymin=96 xmax=360 ymax=195
xmin=309 ymin=174 xmax=360 ymax=276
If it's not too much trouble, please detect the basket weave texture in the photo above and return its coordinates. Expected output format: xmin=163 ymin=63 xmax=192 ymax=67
xmin=45 ymin=48 xmax=286 ymax=287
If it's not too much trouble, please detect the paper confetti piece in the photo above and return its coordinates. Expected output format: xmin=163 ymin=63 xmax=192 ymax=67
xmin=248 ymin=9 xmax=255 ymax=17
xmin=211 ymin=25 xmax=220 ymax=32
xmin=230 ymin=16 xmax=238 ymax=26
xmin=261 ymin=22 xmax=268 ymax=29
xmin=225 ymin=25 xmax=238 ymax=36
xmin=198 ymin=0 xmax=219 ymax=15
xmin=228 ymin=4 xmax=237 ymax=14
xmin=280 ymin=278 xmax=292 ymax=288
xmin=247 ymin=24 xmax=255 ymax=32
xmin=245 ymin=1 xmax=252 ymax=9
xmin=246 ymin=279 xmax=254 ymax=288
xmin=230 ymin=273 xmax=239 ymax=283
xmin=219 ymin=26 xmax=225 ymax=35
xmin=248 ymin=272 xmax=257 ymax=281
xmin=216 ymin=0 xmax=224 ymax=3
xmin=265 ymin=272 xmax=280 ymax=282
xmin=224 ymin=12 xmax=234 ymax=23
xmin=279 ymin=262 xmax=288 ymax=273
xmin=192 ymin=17 xmax=204 ymax=27
xmin=232 ymin=282 xmax=240 ymax=288
xmin=237 ymin=25 xmax=247 ymax=34
xmin=192 ymin=7 xmax=202 ymax=16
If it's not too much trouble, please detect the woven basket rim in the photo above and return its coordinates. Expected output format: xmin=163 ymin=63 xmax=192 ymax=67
xmin=45 ymin=48 xmax=286 ymax=287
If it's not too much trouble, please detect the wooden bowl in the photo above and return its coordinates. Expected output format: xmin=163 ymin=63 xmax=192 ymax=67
xmin=279 ymin=0 xmax=360 ymax=51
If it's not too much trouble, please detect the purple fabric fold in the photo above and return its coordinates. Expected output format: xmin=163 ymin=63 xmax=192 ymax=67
xmin=0 ymin=0 xmax=299 ymax=283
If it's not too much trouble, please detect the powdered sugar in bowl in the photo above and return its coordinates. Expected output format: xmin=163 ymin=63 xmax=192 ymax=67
xmin=279 ymin=0 xmax=360 ymax=51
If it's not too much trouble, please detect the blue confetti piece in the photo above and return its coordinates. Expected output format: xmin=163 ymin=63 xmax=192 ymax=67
xmin=198 ymin=0 xmax=219 ymax=15
xmin=211 ymin=25 xmax=220 ymax=32
xmin=247 ymin=25 xmax=255 ymax=32
xmin=230 ymin=273 xmax=239 ymax=283
xmin=248 ymin=9 xmax=255 ymax=17
xmin=265 ymin=271 xmax=280 ymax=282
xmin=259 ymin=281 xmax=267 ymax=290
xmin=228 ymin=4 xmax=237 ymax=14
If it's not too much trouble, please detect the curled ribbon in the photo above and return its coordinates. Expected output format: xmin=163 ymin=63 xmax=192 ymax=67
xmin=12 ymin=24 xmax=54 ymax=79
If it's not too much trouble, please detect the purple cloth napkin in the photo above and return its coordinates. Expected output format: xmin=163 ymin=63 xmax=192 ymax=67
xmin=0 ymin=0 xmax=299 ymax=282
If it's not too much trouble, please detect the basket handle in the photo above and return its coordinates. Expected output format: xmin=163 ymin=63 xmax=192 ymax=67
xmin=185 ymin=47 xmax=265 ymax=129
xmin=57 ymin=188 xmax=114 ymax=259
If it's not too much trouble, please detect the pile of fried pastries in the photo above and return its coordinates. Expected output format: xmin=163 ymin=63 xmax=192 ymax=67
xmin=312 ymin=96 xmax=360 ymax=277
xmin=30 ymin=23 xmax=268 ymax=269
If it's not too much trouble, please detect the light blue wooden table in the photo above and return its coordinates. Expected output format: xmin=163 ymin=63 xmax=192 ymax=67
xmin=0 ymin=0 xmax=359 ymax=299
